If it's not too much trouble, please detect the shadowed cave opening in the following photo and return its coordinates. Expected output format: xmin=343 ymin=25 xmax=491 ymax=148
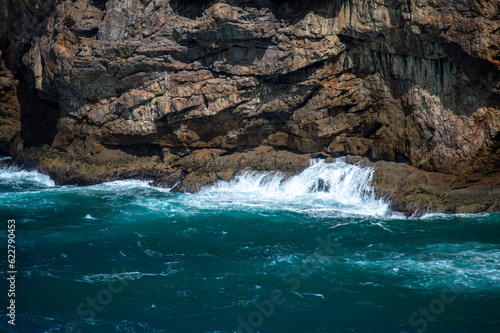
xmin=18 ymin=84 xmax=60 ymax=148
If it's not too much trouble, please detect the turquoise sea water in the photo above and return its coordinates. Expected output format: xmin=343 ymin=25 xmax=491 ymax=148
xmin=1 ymin=157 xmax=499 ymax=333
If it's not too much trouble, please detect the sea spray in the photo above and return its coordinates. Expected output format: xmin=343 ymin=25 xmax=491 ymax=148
xmin=0 ymin=165 xmax=55 ymax=189
xmin=196 ymin=158 xmax=391 ymax=217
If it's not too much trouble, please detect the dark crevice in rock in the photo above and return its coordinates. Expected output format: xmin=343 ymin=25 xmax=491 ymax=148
xmin=72 ymin=27 xmax=99 ymax=39
xmin=365 ymin=122 xmax=384 ymax=138
xmin=90 ymin=0 xmax=108 ymax=11
xmin=292 ymin=84 xmax=322 ymax=110
xmin=260 ymin=59 xmax=327 ymax=84
xmin=170 ymin=0 xmax=215 ymax=19
xmin=102 ymin=143 xmax=163 ymax=158
xmin=18 ymin=84 xmax=60 ymax=148
xmin=338 ymin=33 xmax=371 ymax=48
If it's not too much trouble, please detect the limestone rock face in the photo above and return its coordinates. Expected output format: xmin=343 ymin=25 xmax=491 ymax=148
xmin=1 ymin=0 xmax=499 ymax=215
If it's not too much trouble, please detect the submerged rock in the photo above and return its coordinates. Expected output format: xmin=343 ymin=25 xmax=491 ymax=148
xmin=0 ymin=0 xmax=499 ymax=215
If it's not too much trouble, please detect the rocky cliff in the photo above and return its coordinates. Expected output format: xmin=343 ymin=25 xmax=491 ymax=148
xmin=1 ymin=0 xmax=499 ymax=215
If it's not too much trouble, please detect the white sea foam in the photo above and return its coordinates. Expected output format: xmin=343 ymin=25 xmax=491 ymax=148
xmin=88 ymin=179 xmax=157 ymax=191
xmin=0 ymin=166 xmax=55 ymax=188
xmin=77 ymin=269 xmax=178 ymax=283
xmin=192 ymin=158 xmax=392 ymax=217
xmin=348 ymin=242 xmax=500 ymax=290
xmin=420 ymin=212 xmax=492 ymax=220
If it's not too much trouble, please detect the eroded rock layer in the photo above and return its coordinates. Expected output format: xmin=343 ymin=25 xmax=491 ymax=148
xmin=1 ymin=0 xmax=499 ymax=215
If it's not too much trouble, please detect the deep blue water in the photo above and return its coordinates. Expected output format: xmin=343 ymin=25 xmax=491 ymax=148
xmin=1 ymin=157 xmax=499 ymax=333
